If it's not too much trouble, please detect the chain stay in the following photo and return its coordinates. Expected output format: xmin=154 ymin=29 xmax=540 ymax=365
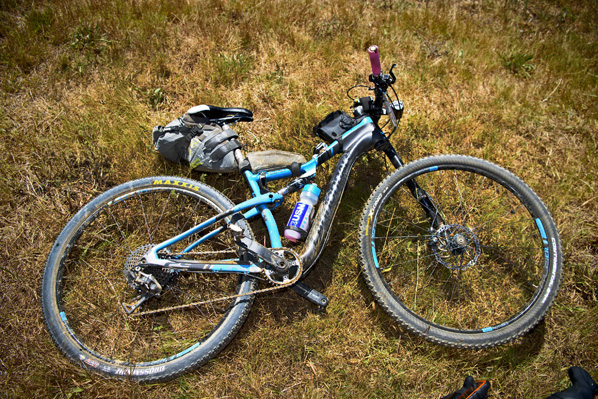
xmin=126 ymin=247 xmax=301 ymax=317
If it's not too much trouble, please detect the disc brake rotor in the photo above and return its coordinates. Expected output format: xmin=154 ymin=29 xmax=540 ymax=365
xmin=431 ymin=224 xmax=481 ymax=270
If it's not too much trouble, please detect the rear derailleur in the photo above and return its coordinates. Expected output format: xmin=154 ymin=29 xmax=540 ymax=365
xmin=122 ymin=263 xmax=178 ymax=315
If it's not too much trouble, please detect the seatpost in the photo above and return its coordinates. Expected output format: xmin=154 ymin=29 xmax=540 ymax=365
xmin=234 ymin=148 xmax=251 ymax=173
xmin=233 ymin=148 xmax=245 ymax=165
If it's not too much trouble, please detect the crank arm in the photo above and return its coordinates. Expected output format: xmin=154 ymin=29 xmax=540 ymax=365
xmin=291 ymin=282 xmax=329 ymax=307
xmin=235 ymin=236 xmax=290 ymax=273
xmin=227 ymin=212 xmax=290 ymax=273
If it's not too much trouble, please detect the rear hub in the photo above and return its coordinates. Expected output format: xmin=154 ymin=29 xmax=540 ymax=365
xmin=124 ymin=245 xmax=177 ymax=295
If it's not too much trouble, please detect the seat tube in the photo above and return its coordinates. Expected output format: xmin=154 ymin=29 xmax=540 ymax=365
xmin=259 ymin=205 xmax=282 ymax=248
xmin=243 ymin=170 xmax=283 ymax=248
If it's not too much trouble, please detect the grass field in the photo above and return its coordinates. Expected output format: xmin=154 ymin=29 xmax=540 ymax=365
xmin=1 ymin=0 xmax=597 ymax=397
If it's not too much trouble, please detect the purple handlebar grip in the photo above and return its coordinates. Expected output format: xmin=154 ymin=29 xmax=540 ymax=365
xmin=368 ymin=45 xmax=382 ymax=76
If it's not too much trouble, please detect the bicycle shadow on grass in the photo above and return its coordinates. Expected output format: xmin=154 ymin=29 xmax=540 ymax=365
xmin=360 ymin=283 xmax=548 ymax=372
xmin=239 ymin=154 xmax=391 ymax=323
xmin=186 ymin=169 xmax=342 ymax=327
xmin=153 ymin=156 xmax=394 ymax=353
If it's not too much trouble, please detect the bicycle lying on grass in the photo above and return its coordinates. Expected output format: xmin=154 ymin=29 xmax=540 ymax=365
xmin=42 ymin=45 xmax=563 ymax=381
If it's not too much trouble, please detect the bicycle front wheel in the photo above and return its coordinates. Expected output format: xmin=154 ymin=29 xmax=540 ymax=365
xmin=42 ymin=176 xmax=256 ymax=381
xmin=359 ymin=155 xmax=562 ymax=348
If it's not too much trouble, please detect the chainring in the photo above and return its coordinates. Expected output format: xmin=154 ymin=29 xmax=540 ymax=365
xmin=263 ymin=247 xmax=302 ymax=284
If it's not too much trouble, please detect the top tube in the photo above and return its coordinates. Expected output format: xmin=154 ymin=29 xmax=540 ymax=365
xmin=241 ymin=116 xmax=376 ymax=248
xmin=250 ymin=116 xmax=375 ymax=184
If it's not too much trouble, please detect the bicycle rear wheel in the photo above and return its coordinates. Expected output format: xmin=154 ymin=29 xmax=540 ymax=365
xmin=359 ymin=155 xmax=562 ymax=348
xmin=42 ymin=176 xmax=256 ymax=381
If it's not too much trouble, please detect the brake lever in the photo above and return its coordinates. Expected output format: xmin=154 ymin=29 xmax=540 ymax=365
xmin=388 ymin=64 xmax=397 ymax=84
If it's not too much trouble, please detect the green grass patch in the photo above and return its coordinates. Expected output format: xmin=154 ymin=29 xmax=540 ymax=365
xmin=0 ymin=0 xmax=597 ymax=397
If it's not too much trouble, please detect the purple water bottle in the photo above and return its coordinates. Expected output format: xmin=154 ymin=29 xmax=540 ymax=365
xmin=284 ymin=184 xmax=321 ymax=243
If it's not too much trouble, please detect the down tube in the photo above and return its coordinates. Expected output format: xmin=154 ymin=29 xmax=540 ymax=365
xmin=299 ymin=125 xmax=387 ymax=273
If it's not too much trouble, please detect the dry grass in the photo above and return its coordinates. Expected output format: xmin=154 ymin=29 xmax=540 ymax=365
xmin=1 ymin=0 xmax=597 ymax=397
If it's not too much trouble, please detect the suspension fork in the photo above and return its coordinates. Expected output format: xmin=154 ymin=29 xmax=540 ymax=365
xmin=381 ymin=143 xmax=444 ymax=230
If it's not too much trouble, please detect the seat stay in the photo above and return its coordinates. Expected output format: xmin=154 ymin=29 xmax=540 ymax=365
xmin=143 ymin=193 xmax=282 ymax=273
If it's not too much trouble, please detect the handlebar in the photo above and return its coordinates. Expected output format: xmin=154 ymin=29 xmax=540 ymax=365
xmin=368 ymin=45 xmax=382 ymax=76
xmin=355 ymin=45 xmax=402 ymax=128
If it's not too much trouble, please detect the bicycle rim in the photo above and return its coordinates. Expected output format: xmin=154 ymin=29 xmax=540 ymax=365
xmin=46 ymin=179 xmax=253 ymax=374
xmin=365 ymin=157 xmax=559 ymax=338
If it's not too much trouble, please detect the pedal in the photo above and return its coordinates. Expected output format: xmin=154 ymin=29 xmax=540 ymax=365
xmin=291 ymin=282 xmax=329 ymax=307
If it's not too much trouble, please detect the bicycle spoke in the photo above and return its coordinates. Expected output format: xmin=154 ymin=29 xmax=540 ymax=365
xmin=366 ymin=159 xmax=557 ymax=335
xmin=51 ymin=183 xmax=253 ymax=369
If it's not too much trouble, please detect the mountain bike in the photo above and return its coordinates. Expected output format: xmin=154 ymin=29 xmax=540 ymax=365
xmin=41 ymin=45 xmax=563 ymax=382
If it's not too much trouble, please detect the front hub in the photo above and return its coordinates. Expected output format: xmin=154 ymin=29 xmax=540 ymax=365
xmin=431 ymin=224 xmax=481 ymax=270
xmin=449 ymin=233 xmax=469 ymax=255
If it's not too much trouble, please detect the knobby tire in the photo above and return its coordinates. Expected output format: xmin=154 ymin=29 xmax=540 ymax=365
xmin=359 ymin=155 xmax=563 ymax=348
xmin=42 ymin=176 xmax=256 ymax=382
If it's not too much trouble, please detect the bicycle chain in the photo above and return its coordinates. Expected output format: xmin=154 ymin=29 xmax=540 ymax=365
xmin=128 ymin=247 xmax=302 ymax=317
xmin=165 ymin=248 xmax=237 ymax=256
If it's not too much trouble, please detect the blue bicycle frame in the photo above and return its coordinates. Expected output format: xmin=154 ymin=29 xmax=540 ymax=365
xmin=144 ymin=116 xmax=403 ymax=275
